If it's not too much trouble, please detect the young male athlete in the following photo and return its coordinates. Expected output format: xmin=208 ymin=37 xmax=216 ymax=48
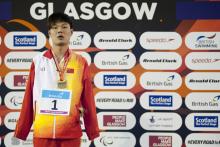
xmin=14 ymin=12 xmax=100 ymax=147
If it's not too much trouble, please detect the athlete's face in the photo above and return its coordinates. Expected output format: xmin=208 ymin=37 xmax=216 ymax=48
xmin=49 ymin=21 xmax=73 ymax=47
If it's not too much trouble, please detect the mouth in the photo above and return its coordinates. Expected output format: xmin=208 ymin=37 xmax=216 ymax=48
xmin=57 ymin=35 xmax=64 ymax=40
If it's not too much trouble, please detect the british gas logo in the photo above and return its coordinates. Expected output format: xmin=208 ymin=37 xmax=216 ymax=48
xmin=185 ymin=92 xmax=220 ymax=111
xmin=185 ymin=32 xmax=220 ymax=50
xmin=5 ymin=32 xmax=46 ymax=50
xmin=69 ymin=31 xmax=91 ymax=49
xmin=94 ymin=51 xmax=136 ymax=69
xmin=140 ymin=72 xmax=182 ymax=90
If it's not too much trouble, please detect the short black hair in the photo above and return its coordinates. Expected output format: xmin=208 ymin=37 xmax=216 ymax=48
xmin=47 ymin=12 xmax=73 ymax=30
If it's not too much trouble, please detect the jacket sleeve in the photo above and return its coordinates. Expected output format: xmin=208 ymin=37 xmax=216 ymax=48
xmin=14 ymin=62 xmax=35 ymax=140
xmin=81 ymin=61 xmax=100 ymax=140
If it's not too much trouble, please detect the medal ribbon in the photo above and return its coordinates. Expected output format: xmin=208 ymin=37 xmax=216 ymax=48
xmin=51 ymin=49 xmax=71 ymax=81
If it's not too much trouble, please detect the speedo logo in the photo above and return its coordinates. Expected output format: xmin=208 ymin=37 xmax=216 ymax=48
xmin=13 ymin=35 xmax=37 ymax=46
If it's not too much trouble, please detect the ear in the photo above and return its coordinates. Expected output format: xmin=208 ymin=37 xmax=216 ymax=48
xmin=70 ymin=29 xmax=73 ymax=35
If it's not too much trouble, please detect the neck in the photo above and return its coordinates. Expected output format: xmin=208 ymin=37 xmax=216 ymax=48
xmin=52 ymin=45 xmax=68 ymax=62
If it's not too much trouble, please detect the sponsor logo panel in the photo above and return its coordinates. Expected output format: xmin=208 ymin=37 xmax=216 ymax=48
xmin=4 ymin=91 xmax=24 ymax=110
xmin=139 ymin=32 xmax=182 ymax=50
xmin=95 ymin=91 xmax=136 ymax=110
xmin=4 ymin=72 xmax=29 ymax=90
xmin=94 ymin=31 xmax=136 ymax=50
xmin=94 ymin=132 xmax=136 ymax=147
xmin=140 ymin=132 xmax=182 ymax=147
xmin=140 ymin=112 xmax=182 ymax=131
xmin=185 ymin=133 xmax=220 ymax=147
xmin=5 ymin=51 xmax=39 ymax=69
xmin=185 ymin=113 xmax=220 ymax=131
xmin=5 ymin=31 xmax=46 ymax=50
xmin=81 ymin=132 xmax=91 ymax=147
xmin=185 ymin=52 xmax=220 ymax=70
xmin=94 ymin=51 xmax=136 ymax=69
xmin=185 ymin=92 xmax=220 ymax=111
xmin=4 ymin=112 xmax=20 ymax=130
xmin=185 ymin=32 xmax=220 ymax=50
xmin=4 ymin=132 xmax=33 ymax=147
xmin=185 ymin=72 xmax=220 ymax=90
xmin=140 ymin=52 xmax=182 ymax=70
xmin=74 ymin=51 xmax=91 ymax=65
xmin=140 ymin=92 xmax=182 ymax=110
xmin=97 ymin=112 xmax=136 ymax=130
xmin=140 ymin=72 xmax=182 ymax=90
xmin=94 ymin=72 xmax=136 ymax=89
xmin=69 ymin=31 xmax=91 ymax=49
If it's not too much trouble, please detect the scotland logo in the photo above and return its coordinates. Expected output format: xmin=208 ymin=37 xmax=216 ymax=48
xmin=103 ymin=75 xmax=127 ymax=86
xmin=13 ymin=35 xmax=37 ymax=46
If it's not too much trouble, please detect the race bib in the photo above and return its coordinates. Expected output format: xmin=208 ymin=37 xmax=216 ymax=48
xmin=38 ymin=89 xmax=72 ymax=116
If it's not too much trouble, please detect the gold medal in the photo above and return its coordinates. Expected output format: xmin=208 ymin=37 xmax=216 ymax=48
xmin=51 ymin=49 xmax=72 ymax=89
xmin=57 ymin=79 xmax=67 ymax=89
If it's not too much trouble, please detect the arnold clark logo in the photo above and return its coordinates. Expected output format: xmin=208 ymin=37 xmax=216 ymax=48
xmin=98 ymin=112 xmax=136 ymax=130
xmin=140 ymin=72 xmax=182 ymax=90
xmin=94 ymin=72 xmax=135 ymax=89
xmin=95 ymin=91 xmax=136 ymax=110
xmin=185 ymin=133 xmax=220 ymax=147
xmin=185 ymin=92 xmax=220 ymax=111
xmin=5 ymin=72 xmax=29 ymax=90
xmin=94 ymin=51 xmax=136 ymax=69
xmin=185 ymin=113 xmax=220 ymax=131
xmin=140 ymin=92 xmax=182 ymax=110
xmin=4 ymin=132 xmax=33 ymax=147
xmin=140 ymin=133 xmax=182 ymax=147
xmin=140 ymin=52 xmax=182 ymax=70
xmin=185 ymin=72 xmax=220 ymax=90
xmin=94 ymin=31 xmax=136 ymax=50
xmin=185 ymin=52 xmax=220 ymax=70
xmin=5 ymin=52 xmax=39 ymax=70
xmin=94 ymin=132 xmax=136 ymax=147
xmin=139 ymin=32 xmax=182 ymax=50
xmin=5 ymin=32 xmax=46 ymax=50
xmin=185 ymin=32 xmax=220 ymax=50
xmin=140 ymin=112 xmax=182 ymax=131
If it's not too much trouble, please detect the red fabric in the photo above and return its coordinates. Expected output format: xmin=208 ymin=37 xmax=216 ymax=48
xmin=33 ymin=138 xmax=81 ymax=147
xmin=14 ymin=50 xmax=100 ymax=141
xmin=14 ymin=62 xmax=35 ymax=140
